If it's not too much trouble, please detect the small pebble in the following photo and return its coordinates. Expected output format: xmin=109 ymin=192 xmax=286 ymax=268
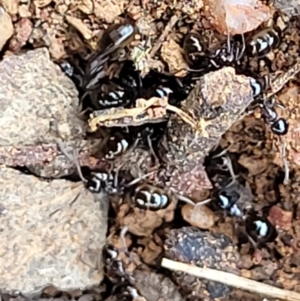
xmin=181 ymin=203 xmax=216 ymax=229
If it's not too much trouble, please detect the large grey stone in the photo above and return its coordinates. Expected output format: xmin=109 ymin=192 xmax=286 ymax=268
xmin=0 ymin=167 xmax=108 ymax=295
xmin=0 ymin=48 xmax=96 ymax=178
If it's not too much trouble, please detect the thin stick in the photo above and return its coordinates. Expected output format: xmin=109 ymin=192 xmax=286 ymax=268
xmin=161 ymin=258 xmax=300 ymax=301
xmin=282 ymin=140 xmax=290 ymax=185
xmin=267 ymin=60 xmax=300 ymax=98
xmin=177 ymin=194 xmax=212 ymax=207
xmin=149 ymin=15 xmax=178 ymax=57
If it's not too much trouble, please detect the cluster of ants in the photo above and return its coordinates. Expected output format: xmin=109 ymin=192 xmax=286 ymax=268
xmin=61 ymin=9 xmax=291 ymax=250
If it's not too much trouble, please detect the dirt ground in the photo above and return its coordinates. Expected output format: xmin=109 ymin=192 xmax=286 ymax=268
xmin=1 ymin=0 xmax=300 ymax=301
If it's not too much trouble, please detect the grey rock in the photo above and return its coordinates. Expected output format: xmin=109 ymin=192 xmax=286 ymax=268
xmin=0 ymin=167 xmax=108 ymax=295
xmin=0 ymin=48 xmax=96 ymax=178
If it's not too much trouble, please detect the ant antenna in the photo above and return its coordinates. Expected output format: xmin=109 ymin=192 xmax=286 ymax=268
xmin=125 ymin=171 xmax=156 ymax=188
xmin=212 ymin=146 xmax=231 ymax=159
xmin=222 ymin=155 xmax=240 ymax=185
xmin=226 ymin=29 xmax=231 ymax=55
xmin=236 ymin=33 xmax=246 ymax=61
xmin=57 ymin=139 xmax=88 ymax=183
xmin=147 ymin=134 xmax=160 ymax=166
xmin=177 ymin=194 xmax=212 ymax=207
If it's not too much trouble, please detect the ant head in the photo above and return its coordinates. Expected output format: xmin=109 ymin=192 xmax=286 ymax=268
xmin=245 ymin=215 xmax=277 ymax=244
xmin=271 ymin=118 xmax=289 ymax=135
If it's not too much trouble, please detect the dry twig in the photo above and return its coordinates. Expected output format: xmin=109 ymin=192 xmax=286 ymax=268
xmin=267 ymin=60 xmax=300 ymax=98
xmin=149 ymin=15 xmax=179 ymax=57
xmin=88 ymin=96 xmax=196 ymax=131
xmin=161 ymin=258 xmax=300 ymax=301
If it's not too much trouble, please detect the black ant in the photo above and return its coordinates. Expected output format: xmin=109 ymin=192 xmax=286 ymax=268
xmin=260 ymin=96 xmax=289 ymax=136
xmin=212 ymin=153 xmax=277 ymax=246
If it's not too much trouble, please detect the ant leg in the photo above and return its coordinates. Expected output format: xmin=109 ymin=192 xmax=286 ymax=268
xmin=125 ymin=171 xmax=156 ymax=188
xmin=147 ymin=134 xmax=160 ymax=167
xmin=212 ymin=146 xmax=231 ymax=159
xmin=262 ymin=74 xmax=271 ymax=91
xmin=236 ymin=33 xmax=246 ymax=62
xmin=259 ymin=95 xmax=276 ymax=120
xmin=226 ymin=29 xmax=231 ymax=56
xmin=263 ymin=95 xmax=275 ymax=108
xmin=282 ymin=140 xmax=290 ymax=185
xmin=57 ymin=140 xmax=88 ymax=183
xmin=177 ymin=195 xmax=212 ymax=206
xmin=268 ymin=95 xmax=286 ymax=110
xmin=118 ymin=226 xmax=133 ymax=262
xmin=222 ymin=155 xmax=240 ymax=186
xmin=225 ymin=27 xmax=236 ymax=63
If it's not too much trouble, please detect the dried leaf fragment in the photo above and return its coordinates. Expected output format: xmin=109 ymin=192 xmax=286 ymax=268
xmin=88 ymin=96 xmax=196 ymax=131
xmin=65 ymin=15 xmax=93 ymax=40
xmin=88 ymin=97 xmax=169 ymax=131
xmin=203 ymin=0 xmax=272 ymax=35
xmin=161 ymin=38 xmax=188 ymax=76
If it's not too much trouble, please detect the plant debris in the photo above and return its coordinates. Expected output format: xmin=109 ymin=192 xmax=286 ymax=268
xmin=157 ymin=67 xmax=253 ymax=199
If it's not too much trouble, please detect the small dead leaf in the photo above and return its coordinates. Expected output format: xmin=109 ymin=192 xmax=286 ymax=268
xmin=181 ymin=204 xmax=216 ymax=229
xmin=161 ymin=38 xmax=188 ymax=76
xmin=65 ymin=15 xmax=93 ymax=40
xmin=0 ymin=7 xmax=13 ymax=51
xmin=88 ymin=96 xmax=195 ymax=131
xmin=203 ymin=0 xmax=272 ymax=35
